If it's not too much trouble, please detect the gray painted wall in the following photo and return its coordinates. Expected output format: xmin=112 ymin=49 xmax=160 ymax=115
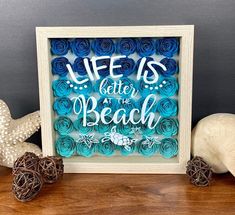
xmin=0 ymin=0 xmax=234 ymax=145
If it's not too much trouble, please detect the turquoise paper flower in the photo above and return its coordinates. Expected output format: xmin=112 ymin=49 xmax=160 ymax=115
xmin=93 ymin=78 xmax=114 ymax=95
xmin=119 ymin=77 xmax=136 ymax=98
xmin=55 ymin=135 xmax=76 ymax=158
xmin=73 ymin=78 xmax=93 ymax=95
xmin=138 ymin=77 xmax=158 ymax=97
xmin=159 ymin=138 xmax=178 ymax=158
xmin=96 ymin=96 xmax=118 ymax=113
xmin=53 ymin=97 xmax=73 ymax=116
xmin=54 ymin=116 xmax=73 ymax=135
xmin=157 ymin=98 xmax=178 ymax=117
xmin=138 ymin=138 xmax=159 ymax=157
xmin=97 ymin=139 xmax=115 ymax=157
xmin=94 ymin=116 xmax=113 ymax=133
xmin=158 ymin=77 xmax=179 ymax=97
xmin=76 ymin=142 xmax=96 ymax=157
xmin=52 ymin=78 xmax=72 ymax=97
xmin=141 ymin=123 xmax=156 ymax=136
xmin=156 ymin=117 xmax=178 ymax=137
xmin=73 ymin=116 xmax=94 ymax=134
xmin=119 ymin=142 xmax=136 ymax=156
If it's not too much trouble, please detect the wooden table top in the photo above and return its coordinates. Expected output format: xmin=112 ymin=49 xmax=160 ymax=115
xmin=1 ymin=166 xmax=235 ymax=215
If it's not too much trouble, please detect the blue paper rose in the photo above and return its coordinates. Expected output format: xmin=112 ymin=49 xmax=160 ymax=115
xmin=158 ymin=58 xmax=178 ymax=77
xmin=119 ymin=142 xmax=136 ymax=156
xmin=118 ymin=98 xmax=135 ymax=117
xmin=116 ymin=122 xmax=133 ymax=136
xmin=97 ymin=139 xmax=115 ymax=157
xmin=52 ymin=78 xmax=72 ymax=97
xmin=114 ymin=57 xmax=135 ymax=76
xmin=135 ymin=57 xmax=158 ymax=77
xmin=93 ymin=78 xmax=114 ymax=95
xmin=96 ymin=96 xmax=118 ymax=114
xmin=119 ymin=77 xmax=136 ymax=98
xmin=77 ymin=142 xmax=96 ymax=157
xmin=96 ymin=58 xmax=110 ymax=77
xmin=138 ymin=96 xmax=158 ymax=113
xmin=54 ymin=116 xmax=73 ymax=135
xmin=137 ymin=38 xmax=155 ymax=57
xmin=159 ymin=138 xmax=178 ymax=158
xmin=70 ymin=39 xmax=91 ymax=57
xmin=73 ymin=57 xmax=91 ymax=76
xmin=51 ymin=57 xmax=70 ymax=77
xmin=116 ymin=38 xmax=137 ymax=56
xmin=156 ymin=38 xmax=179 ymax=57
xmin=73 ymin=78 xmax=93 ymax=95
xmin=157 ymin=98 xmax=178 ymax=117
xmin=140 ymin=123 xmax=156 ymax=136
xmin=53 ymin=97 xmax=73 ymax=116
xmin=73 ymin=116 xmax=94 ymax=134
xmin=92 ymin=38 xmax=115 ymax=56
xmin=158 ymin=77 xmax=179 ymax=97
xmin=51 ymin=39 xmax=69 ymax=56
xmin=156 ymin=117 xmax=178 ymax=137
xmin=138 ymin=138 xmax=159 ymax=157
xmin=73 ymin=96 xmax=92 ymax=115
xmin=138 ymin=78 xmax=158 ymax=97
xmin=94 ymin=116 xmax=113 ymax=133
xmin=56 ymin=135 xmax=76 ymax=158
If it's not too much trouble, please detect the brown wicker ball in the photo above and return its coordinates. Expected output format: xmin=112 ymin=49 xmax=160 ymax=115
xmin=12 ymin=152 xmax=40 ymax=175
xmin=12 ymin=168 xmax=43 ymax=202
xmin=38 ymin=156 xmax=64 ymax=184
xmin=186 ymin=156 xmax=213 ymax=187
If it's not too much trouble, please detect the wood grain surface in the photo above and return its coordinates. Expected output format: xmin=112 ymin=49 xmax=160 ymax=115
xmin=1 ymin=166 xmax=235 ymax=215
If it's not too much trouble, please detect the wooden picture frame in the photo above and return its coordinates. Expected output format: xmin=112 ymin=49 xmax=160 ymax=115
xmin=36 ymin=25 xmax=194 ymax=173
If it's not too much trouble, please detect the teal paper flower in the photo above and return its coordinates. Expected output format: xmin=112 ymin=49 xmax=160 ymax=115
xmin=138 ymin=138 xmax=159 ymax=157
xmin=55 ymin=135 xmax=76 ymax=158
xmin=94 ymin=116 xmax=113 ymax=133
xmin=97 ymin=139 xmax=115 ymax=157
xmin=52 ymin=78 xmax=72 ymax=97
xmin=93 ymin=78 xmax=114 ymax=95
xmin=119 ymin=142 xmax=136 ymax=156
xmin=157 ymin=98 xmax=178 ymax=117
xmin=53 ymin=97 xmax=73 ymax=116
xmin=73 ymin=116 xmax=94 ymax=134
xmin=76 ymin=134 xmax=97 ymax=157
xmin=116 ymin=122 xmax=133 ymax=136
xmin=158 ymin=77 xmax=179 ymax=97
xmin=159 ymin=138 xmax=178 ymax=158
xmin=54 ymin=116 xmax=73 ymax=135
xmin=156 ymin=117 xmax=178 ymax=137
xmin=141 ymin=123 xmax=156 ymax=136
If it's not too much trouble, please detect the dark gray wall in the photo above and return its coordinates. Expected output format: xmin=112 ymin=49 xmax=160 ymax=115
xmin=0 ymin=0 xmax=235 ymax=145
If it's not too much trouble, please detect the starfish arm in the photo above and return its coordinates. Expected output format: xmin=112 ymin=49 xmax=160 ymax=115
xmin=0 ymin=100 xmax=11 ymax=140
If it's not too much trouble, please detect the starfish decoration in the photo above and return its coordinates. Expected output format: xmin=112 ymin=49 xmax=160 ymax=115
xmin=76 ymin=134 xmax=98 ymax=148
xmin=0 ymin=100 xmax=42 ymax=168
xmin=131 ymin=126 xmax=142 ymax=135
xmin=143 ymin=136 xmax=161 ymax=148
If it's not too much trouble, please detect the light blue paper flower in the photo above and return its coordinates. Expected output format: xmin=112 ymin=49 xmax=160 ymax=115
xmin=53 ymin=97 xmax=73 ymax=116
xmin=56 ymin=135 xmax=76 ymax=158
xmin=157 ymin=98 xmax=178 ymax=117
xmin=52 ymin=78 xmax=72 ymax=97
xmin=158 ymin=77 xmax=179 ymax=97
xmin=159 ymin=138 xmax=178 ymax=158
xmin=156 ymin=117 xmax=178 ymax=137
xmin=97 ymin=139 xmax=115 ymax=157
xmin=73 ymin=116 xmax=94 ymax=134
xmin=138 ymin=138 xmax=159 ymax=157
xmin=54 ymin=116 xmax=73 ymax=135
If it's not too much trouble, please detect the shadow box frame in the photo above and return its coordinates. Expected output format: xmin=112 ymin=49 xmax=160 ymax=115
xmin=36 ymin=25 xmax=194 ymax=173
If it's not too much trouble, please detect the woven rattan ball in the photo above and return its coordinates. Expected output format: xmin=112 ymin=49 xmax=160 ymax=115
xmin=38 ymin=156 xmax=64 ymax=184
xmin=12 ymin=152 xmax=40 ymax=175
xmin=12 ymin=168 xmax=43 ymax=202
xmin=186 ymin=156 xmax=213 ymax=186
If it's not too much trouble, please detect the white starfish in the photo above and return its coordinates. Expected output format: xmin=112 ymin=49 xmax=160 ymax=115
xmin=0 ymin=100 xmax=42 ymax=168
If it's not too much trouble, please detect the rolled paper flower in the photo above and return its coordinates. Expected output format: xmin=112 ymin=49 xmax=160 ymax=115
xmin=54 ymin=116 xmax=73 ymax=135
xmin=73 ymin=57 xmax=91 ymax=76
xmin=70 ymin=39 xmax=91 ymax=57
xmin=96 ymin=96 xmax=118 ymax=113
xmin=51 ymin=57 xmax=70 ymax=77
xmin=52 ymin=78 xmax=72 ymax=97
xmin=141 ymin=123 xmax=156 ymax=136
xmin=97 ymin=139 xmax=115 ymax=157
xmin=138 ymin=78 xmax=158 ymax=97
xmin=119 ymin=77 xmax=136 ymax=98
xmin=137 ymin=38 xmax=155 ymax=57
xmin=158 ymin=77 xmax=179 ymax=97
xmin=135 ymin=57 xmax=157 ymax=77
xmin=118 ymin=98 xmax=135 ymax=117
xmin=51 ymin=39 xmax=69 ymax=56
xmin=93 ymin=77 xmax=114 ymax=95
xmin=53 ymin=97 xmax=73 ymax=116
xmin=116 ymin=38 xmax=137 ymax=56
xmin=92 ymin=38 xmax=115 ymax=56
xmin=155 ymin=117 xmax=178 ymax=137
xmin=157 ymin=98 xmax=178 ymax=117
xmin=116 ymin=122 xmax=133 ymax=136
xmin=158 ymin=58 xmax=178 ymax=77
xmin=159 ymin=138 xmax=178 ymax=158
xmin=55 ymin=135 xmax=76 ymax=158
xmin=94 ymin=116 xmax=113 ymax=133
xmin=119 ymin=142 xmax=136 ymax=156
xmin=73 ymin=78 xmax=93 ymax=95
xmin=138 ymin=138 xmax=159 ymax=157
xmin=114 ymin=57 xmax=135 ymax=76
xmin=138 ymin=96 xmax=158 ymax=113
xmin=96 ymin=58 xmax=110 ymax=77
xmin=73 ymin=116 xmax=94 ymax=134
xmin=76 ymin=142 xmax=96 ymax=157
xmin=156 ymin=38 xmax=179 ymax=58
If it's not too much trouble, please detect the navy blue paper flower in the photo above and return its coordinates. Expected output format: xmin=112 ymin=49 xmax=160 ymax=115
xmin=73 ymin=57 xmax=91 ymax=76
xmin=159 ymin=138 xmax=178 ymax=158
xmin=70 ymin=39 xmax=91 ymax=57
xmin=137 ymin=38 xmax=155 ymax=57
xmin=114 ymin=57 xmax=135 ymax=76
xmin=156 ymin=38 xmax=179 ymax=58
xmin=116 ymin=38 xmax=137 ymax=56
xmin=158 ymin=58 xmax=178 ymax=77
xmin=96 ymin=58 xmax=110 ymax=77
xmin=92 ymin=38 xmax=115 ymax=56
xmin=51 ymin=57 xmax=70 ymax=77
xmin=53 ymin=97 xmax=73 ymax=116
xmin=158 ymin=77 xmax=179 ymax=97
xmin=56 ymin=135 xmax=76 ymax=158
xmin=51 ymin=39 xmax=69 ymax=56
xmin=52 ymin=78 xmax=72 ymax=97
xmin=157 ymin=98 xmax=178 ymax=117
xmin=135 ymin=57 xmax=157 ymax=77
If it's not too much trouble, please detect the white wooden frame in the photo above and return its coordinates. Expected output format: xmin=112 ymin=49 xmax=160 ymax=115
xmin=36 ymin=26 xmax=194 ymax=173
